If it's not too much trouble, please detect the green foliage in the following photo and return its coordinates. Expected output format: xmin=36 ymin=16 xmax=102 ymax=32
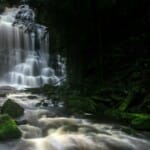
xmin=65 ymin=96 xmax=96 ymax=113
xmin=0 ymin=114 xmax=22 ymax=140
xmin=118 ymin=91 xmax=134 ymax=111
xmin=105 ymin=110 xmax=134 ymax=123
xmin=1 ymin=99 xmax=24 ymax=118
xmin=105 ymin=109 xmax=150 ymax=130
xmin=131 ymin=114 xmax=150 ymax=130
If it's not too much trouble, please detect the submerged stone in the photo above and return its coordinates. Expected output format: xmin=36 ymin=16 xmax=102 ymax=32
xmin=27 ymin=95 xmax=37 ymax=99
xmin=0 ymin=114 xmax=22 ymax=140
xmin=1 ymin=99 xmax=24 ymax=118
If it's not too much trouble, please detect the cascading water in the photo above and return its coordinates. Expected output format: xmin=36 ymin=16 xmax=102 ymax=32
xmin=0 ymin=5 xmax=65 ymax=88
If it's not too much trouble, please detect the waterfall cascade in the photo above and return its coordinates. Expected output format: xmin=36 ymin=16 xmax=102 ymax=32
xmin=0 ymin=5 xmax=65 ymax=88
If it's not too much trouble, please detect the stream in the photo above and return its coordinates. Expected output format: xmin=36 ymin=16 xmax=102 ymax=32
xmin=0 ymin=89 xmax=149 ymax=150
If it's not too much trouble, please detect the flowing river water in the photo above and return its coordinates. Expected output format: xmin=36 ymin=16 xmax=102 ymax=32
xmin=0 ymin=89 xmax=149 ymax=150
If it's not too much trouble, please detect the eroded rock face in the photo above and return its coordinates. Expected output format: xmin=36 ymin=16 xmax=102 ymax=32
xmin=13 ymin=5 xmax=35 ymax=31
xmin=1 ymin=99 xmax=24 ymax=118
xmin=13 ymin=5 xmax=48 ymax=37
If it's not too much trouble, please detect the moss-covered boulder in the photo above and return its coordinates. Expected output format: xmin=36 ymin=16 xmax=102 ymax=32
xmin=1 ymin=99 xmax=24 ymax=118
xmin=131 ymin=114 xmax=150 ymax=130
xmin=105 ymin=109 xmax=150 ymax=130
xmin=104 ymin=109 xmax=134 ymax=123
xmin=0 ymin=114 xmax=22 ymax=140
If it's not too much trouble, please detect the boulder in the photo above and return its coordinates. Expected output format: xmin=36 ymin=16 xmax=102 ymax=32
xmin=105 ymin=109 xmax=150 ymax=130
xmin=0 ymin=114 xmax=22 ymax=140
xmin=1 ymin=99 xmax=24 ymax=118
xmin=131 ymin=114 xmax=150 ymax=130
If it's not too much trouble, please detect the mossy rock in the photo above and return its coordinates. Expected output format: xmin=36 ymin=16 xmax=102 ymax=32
xmin=0 ymin=114 xmax=22 ymax=140
xmin=105 ymin=109 xmax=150 ymax=130
xmin=1 ymin=99 xmax=24 ymax=118
xmin=131 ymin=114 xmax=150 ymax=130
xmin=104 ymin=109 xmax=134 ymax=123
xmin=66 ymin=96 xmax=96 ymax=113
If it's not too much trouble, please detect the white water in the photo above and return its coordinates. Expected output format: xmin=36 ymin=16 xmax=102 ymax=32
xmin=0 ymin=5 xmax=65 ymax=88
xmin=0 ymin=92 xmax=150 ymax=150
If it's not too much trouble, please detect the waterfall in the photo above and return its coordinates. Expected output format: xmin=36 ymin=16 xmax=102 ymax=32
xmin=0 ymin=5 xmax=65 ymax=88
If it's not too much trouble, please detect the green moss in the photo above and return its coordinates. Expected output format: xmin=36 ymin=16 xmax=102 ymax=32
xmin=118 ymin=91 xmax=134 ymax=111
xmin=104 ymin=110 xmax=134 ymax=123
xmin=0 ymin=114 xmax=22 ymax=140
xmin=66 ymin=96 xmax=96 ymax=113
xmin=131 ymin=114 xmax=150 ymax=130
xmin=1 ymin=99 xmax=24 ymax=118
xmin=105 ymin=109 xmax=150 ymax=130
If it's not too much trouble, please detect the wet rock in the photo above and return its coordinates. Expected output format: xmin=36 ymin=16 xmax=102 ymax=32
xmin=121 ymin=127 xmax=137 ymax=136
xmin=16 ymin=120 xmax=28 ymax=125
xmin=131 ymin=115 xmax=150 ymax=130
xmin=27 ymin=95 xmax=37 ymax=99
xmin=43 ymin=102 xmax=48 ymax=107
xmin=0 ymin=114 xmax=22 ymax=140
xmin=0 ymin=93 xmax=6 ymax=97
xmin=36 ymin=100 xmax=49 ymax=107
xmin=1 ymin=99 xmax=24 ymax=118
xmin=105 ymin=109 xmax=150 ymax=130
xmin=0 ymin=86 xmax=17 ymax=95
xmin=35 ymin=102 xmax=41 ymax=107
